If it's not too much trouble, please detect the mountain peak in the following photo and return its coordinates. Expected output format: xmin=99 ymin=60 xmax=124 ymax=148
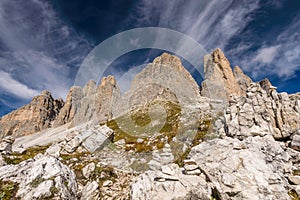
xmin=100 ymin=75 xmax=117 ymax=88
xmin=152 ymin=53 xmax=182 ymax=67
xmin=201 ymin=48 xmax=252 ymax=100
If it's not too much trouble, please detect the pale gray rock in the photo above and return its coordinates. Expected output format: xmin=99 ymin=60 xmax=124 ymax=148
xmin=130 ymin=164 xmax=211 ymax=200
xmin=45 ymin=143 xmax=61 ymax=158
xmin=64 ymin=136 xmax=81 ymax=153
xmin=189 ymin=136 xmax=291 ymax=200
xmin=0 ymin=154 xmax=77 ymax=200
xmin=291 ymin=130 xmax=300 ymax=151
xmin=288 ymin=175 xmax=300 ymax=185
xmin=102 ymin=180 xmax=113 ymax=187
xmin=0 ymin=141 xmax=12 ymax=153
xmin=184 ymin=169 xmax=201 ymax=176
xmin=161 ymin=163 xmax=179 ymax=176
xmin=80 ymin=181 xmax=99 ymax=200
xmin=81 ymin=125 xmax=114 ymax=152
xmin=225 ymin=82 xmax=300 ymax=139
xmin=82 ymin=162 xmax=95 ymax=179
xmin=148 ymin=145 xmax=174 ymax=170
xmin=13 ymin=145 xmax=26 ymax=154
xmin=24 ymin=180 xmax=53 ymax=200
xmin=61 ymin=124 xmax=114 ymax=153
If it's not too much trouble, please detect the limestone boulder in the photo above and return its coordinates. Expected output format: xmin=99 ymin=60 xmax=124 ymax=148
xmin=189 ymin=136 xmax=292 ymax=200
xmin=0 ymin=154 xmax=77 ymax=200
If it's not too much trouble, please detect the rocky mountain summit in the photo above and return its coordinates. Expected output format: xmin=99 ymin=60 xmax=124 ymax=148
xmin=0 ymin=49 xmax=300 ymax=199
xmin=0 ymin=91 xmax=64 ymax=138
xmin=201 ymin=48 xmax=252 ymax=100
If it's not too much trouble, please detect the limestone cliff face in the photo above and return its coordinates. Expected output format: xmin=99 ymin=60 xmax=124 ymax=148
xmin=52 ymin=86 xmax=83 ymax=127
xmin=201 ymin=48 xmax=252 ymax=100
xmin=53 ymin=76 xmax=121 ymax=127
xmin=0 ymin=91 xmax=64 ymax=138
xmin=127 ymin=53 xmax=201 ymax=107
xmin=234 ymin=66 xmax=253 ymax=94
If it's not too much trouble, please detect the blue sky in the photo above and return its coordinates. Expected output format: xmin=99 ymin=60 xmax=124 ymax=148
xmin=0 ymin=0 xmax=299 ymax=116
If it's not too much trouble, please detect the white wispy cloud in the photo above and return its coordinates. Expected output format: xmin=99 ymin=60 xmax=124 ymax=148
xmin=253 ymin=45 xmax=281 ymax=64
xmin=0 ymin=71 xmax=39 ymax=99
xmin=233 ymin=12 xmax=300 ymax=80
xmin=0 ymin=0 xmax=92 ymax=102
xmin=134 ymin=0 xmax=260 ymax=51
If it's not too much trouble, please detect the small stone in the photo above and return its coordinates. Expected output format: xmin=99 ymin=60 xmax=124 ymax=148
xmin=0 ymin=142 xmax=12 ymax=153
xmin=64 ymin=137 xmax=81 ymax=153
xmin=137 ymin=138 xmax=144 ymax=143
xmin=102 ymin=180 xmax=113 ymax=187
xmin=183 ymin=160 xmax=198 ymax=171
xmin=13 ymin=146 xmax=26 ymax=154
xmin=291 ymin=131 xmax=300 ymax=151
xmin=184 ymin=169 xmax=201 ymax=176
xmin=184 ymin=164 xmax=199 ymax=172
xmin=115 ymin=139 xmax=125 ymax=145
xmin=161 ymin=164 xmax=179 ymax=176
xmin=82 ymin=162 xmax=96 ymax=179
xmin=45 ymin=143 xmax=61 ymax=158
xmin=81 ymin=181 xmax=99 ymax=200
xmin=288 ymin=175 xmax=300 ymax=185
xmin=2 ymin=136 xmax=15 ymax=144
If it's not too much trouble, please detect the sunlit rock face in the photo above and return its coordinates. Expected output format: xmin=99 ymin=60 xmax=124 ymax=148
xmin=0 ymin=90 xmax=64 ymax=138
xmin=201 ymin=48 xmax=252 ymax=100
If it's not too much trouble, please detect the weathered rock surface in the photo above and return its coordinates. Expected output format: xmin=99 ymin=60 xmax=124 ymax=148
xmin=131 ymin=163 xmax=212 ymax=200
xmin=61 ymin=124 xmax=114 ymax=153
xmin=189 ymin=135 xmax=294 ymax=200
xmin=0 ymin=154 xmax=77 ymax=200
xmin=114 ymin=53 xmax=202 ymax=117
xmin=0 ymin=90 xmax=64 ymax=138
xmin=54 ymin=76 xmax=121 ymax=128
xmin=225 ymin=82 xmax=300 ymax=139
xmin=53 ymin=86 xmax=83 ymax=127
xmin=201 ymin=48 xmax=252 ymax=100
xmin=0 ymin=136 xmax=14 ymax=154
xmin=80 ymin=181 xmax=100 ymax=200
xmin=234 ymin=66 xmax=253 ymax=93
xmin=291 ymin=130 xmax=300 ymax=151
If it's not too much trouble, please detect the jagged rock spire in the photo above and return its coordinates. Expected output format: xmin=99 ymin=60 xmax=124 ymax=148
xmin=201 ymin=48 xmax=252 ymax=100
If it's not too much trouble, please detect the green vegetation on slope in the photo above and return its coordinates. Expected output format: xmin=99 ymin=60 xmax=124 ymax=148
xmin=3 ymin=144 xmax=50 ymax=165
xmin=0 ymin=180 xmax=18 ymax=200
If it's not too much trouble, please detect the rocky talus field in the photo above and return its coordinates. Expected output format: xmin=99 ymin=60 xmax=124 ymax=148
xmin=0 ymin=49 xmax=300 ymax=200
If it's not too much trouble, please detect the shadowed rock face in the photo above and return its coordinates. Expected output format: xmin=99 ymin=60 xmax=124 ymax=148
xmin=0 ymin=91 xmax=64 ymax=138
xmin=0 ymin=76 xmax=121 ymax=139
xmin=53 ymin=75 xmax=121 ymax=127
xmin=201 ymin=48 xmax=252 ymax=100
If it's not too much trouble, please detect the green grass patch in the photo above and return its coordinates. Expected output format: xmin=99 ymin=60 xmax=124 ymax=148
xmin=288 ymin=189 xmax=299 ymax=200
xmin=107 ymin=101 xmax=181 ymax=153
xmin=0 ymin=180 xmax=18 ymax=200
xmin=60 ymin=152 xmax=90 ymax=162
xmin=3 ymin=144 xmax=51 ymax=165
xmin=91 ymin=165 xmax=117 ymax=186
xmin=30 ymin=176 xmax=45 ymax=188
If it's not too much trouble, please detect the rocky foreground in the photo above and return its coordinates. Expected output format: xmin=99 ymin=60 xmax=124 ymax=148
xmin=0 ymin=49 xmax=300 ymax=199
